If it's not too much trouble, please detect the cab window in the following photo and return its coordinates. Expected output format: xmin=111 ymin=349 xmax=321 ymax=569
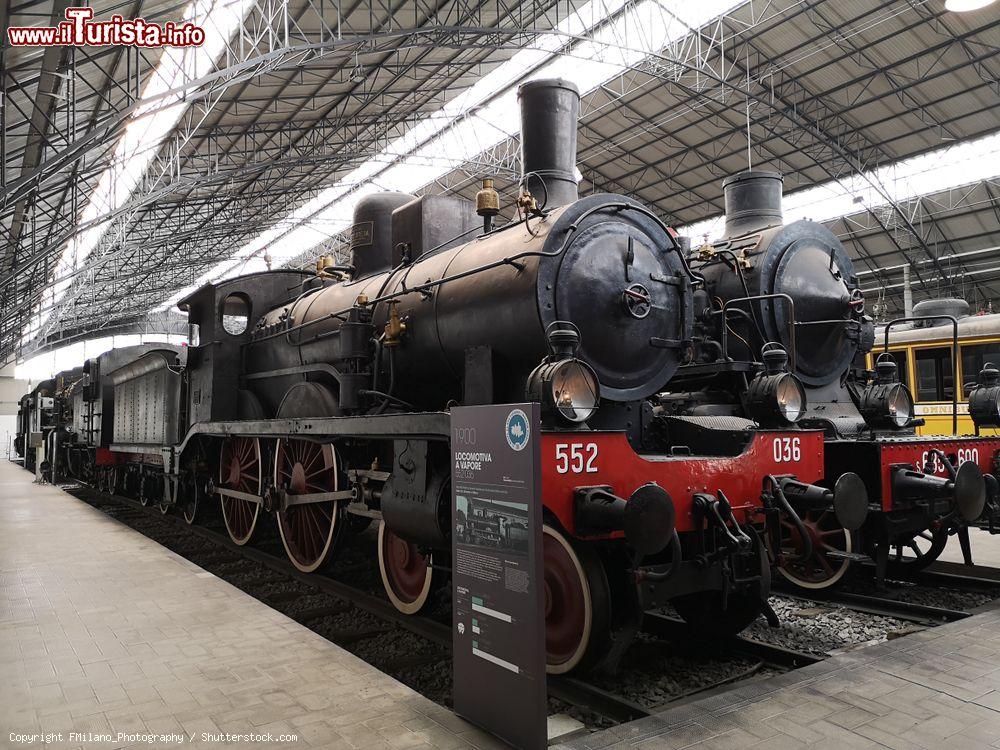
xmin=914 ymin=347 xmax=954 ymax=402
xmin=221 ymin=293 xmax=250 ymax=336
xmin=961 ymin=342 xmax=1000 ymax=396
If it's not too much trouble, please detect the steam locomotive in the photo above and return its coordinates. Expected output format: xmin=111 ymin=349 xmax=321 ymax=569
xmin=13 ymin=79 xmax=850 ymax=675
xmin=663 ymin=170 xmax=1000 ymax=589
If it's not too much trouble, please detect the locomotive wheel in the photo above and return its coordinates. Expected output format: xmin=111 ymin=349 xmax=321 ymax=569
xmin=218 ymin=437 xmax=262 ymax=546
xmin=275 ymin=439 xmax=341 ymax=573
xmin=379 ymin=523 xmax=434 ymax=614
xmin=180 ymin=474 xmax=202 ymax=525
xmin=137 ymin=470 xmax=151 ymax=506
xmin=887 ymin=527 xmax=949 ymax=572
xmin=158 ymin=477 xmax=172 ymax=515
xmin=543 ymin=525 xmax=611 ymax=674
xmin=777 ymin=508 xmax=854 ymax=590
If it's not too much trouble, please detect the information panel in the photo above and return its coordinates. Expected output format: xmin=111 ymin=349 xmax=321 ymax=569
xmin=451 ymin=403 xmax=545 ymax=750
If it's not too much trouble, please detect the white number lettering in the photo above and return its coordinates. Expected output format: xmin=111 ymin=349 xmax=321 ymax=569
xmin=554 ymin=443 xmax=599 ymax=474
xmin=555 ymin=444 xmax=569 ymax=474
xmin=958 ymin=448 xmax=980 ymax=465
xmin=772 ymin=437 xmax=801 ymax=463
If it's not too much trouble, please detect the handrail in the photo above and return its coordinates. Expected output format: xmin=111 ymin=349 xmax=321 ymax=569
xmin=721 ymin=293 xmax=796 ymax=372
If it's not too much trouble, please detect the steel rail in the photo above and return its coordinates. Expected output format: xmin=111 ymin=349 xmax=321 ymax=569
xmin=772 ymin=584 xmax=970 ymax=625
xmin=640 ymin=611 xmax=822 ymax=670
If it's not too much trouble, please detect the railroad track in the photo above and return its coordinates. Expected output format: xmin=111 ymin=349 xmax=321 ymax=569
xmin=912 ymin=561 xmax=1000 ymax=592
xmin=772 ymin=582 xmax=971 ymax=625
xmin=640 ymin=611 xmax=822 ymax=670
xmin=65 ymin=483 xmax=654 ymax=725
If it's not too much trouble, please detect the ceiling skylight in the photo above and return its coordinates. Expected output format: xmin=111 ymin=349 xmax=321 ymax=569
xmin=679 ymin=131 xmax=1000 ymax=243
xmin=156 ymin=0 xmax=745 ymax=310
xmin=20 ymin=0 xmax=254 ymax=347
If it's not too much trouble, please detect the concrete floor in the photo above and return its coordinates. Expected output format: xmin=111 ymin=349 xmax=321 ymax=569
xmin=559 ymin=604 xmax=1000 ymax=750
xmin=939 ymin=527 xmax=1000 ymax=567
xmin=0 ymin=461 xmax=501 ymax=750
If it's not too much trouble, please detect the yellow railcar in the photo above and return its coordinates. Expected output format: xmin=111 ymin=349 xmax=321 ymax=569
xmin=869 ymin=312 xmax=1000 ymax=438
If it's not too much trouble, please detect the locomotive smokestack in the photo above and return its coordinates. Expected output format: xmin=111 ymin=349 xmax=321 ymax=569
xmin=517 ymin=78 xmax=580 ymax=208
xmin=722 ymin=170 xmax=783 ymax=239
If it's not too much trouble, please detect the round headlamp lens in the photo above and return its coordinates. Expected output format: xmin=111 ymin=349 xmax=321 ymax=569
xmin=887 ymin=384 xmax=913 ymax=427
xmin=776 ymin=374 xmax=805 ymax=423
xmin=551 ymin=360 xmax=600 ymax=423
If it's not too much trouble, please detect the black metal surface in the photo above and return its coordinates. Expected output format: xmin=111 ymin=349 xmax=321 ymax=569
xmin=349 ymin=192 xmax=414 ymax=278
xmin=246 ymin=194 xmax=692 ymax=409
xmin=390 ymin=194 xmax=480 ymax=266
xmin=518 ymin=78 xmax=580 ymax=208
xmin=721 ymin=170 xmax=783 ymax=239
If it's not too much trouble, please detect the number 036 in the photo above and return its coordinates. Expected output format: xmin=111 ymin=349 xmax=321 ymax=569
xmin=554 ymin=443 xmax=598 ymax=474
xmin=772 ymin=437 xmax=801 ymax=463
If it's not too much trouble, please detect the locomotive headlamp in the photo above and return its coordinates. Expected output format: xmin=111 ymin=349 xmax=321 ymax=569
xmin=527 ymin=358 xmax=600 ymax=423
xmin=860 ymin=355 xmax=914 ymax=429
xmin=746 ymin=347 xmax=806 ymax=426
xmin=527 ymin=322 xmax=600 ymax=424
xmin=969 ymin=363 xmax=1000 ymax=428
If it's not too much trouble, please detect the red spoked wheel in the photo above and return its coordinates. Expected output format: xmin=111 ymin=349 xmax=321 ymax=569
xmin=274 ymin=439 xmax=341 ymax=573
xmin=218 ymin=437 xmax=262 ymax=545
xmin=778 ymin=508 xmax=853 ymax=589
xmin=543 ymin=525 xmax=610 ymax=674
xmin=379 ymin=523 xmax=434 ymax=614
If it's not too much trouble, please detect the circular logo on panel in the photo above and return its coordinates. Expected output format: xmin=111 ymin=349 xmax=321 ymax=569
xmin=505 ymin=408 xmax=530 ymax=452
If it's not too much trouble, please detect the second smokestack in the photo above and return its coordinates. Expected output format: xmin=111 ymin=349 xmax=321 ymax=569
xmin=722 ymin=170 xmax=784 ymax=239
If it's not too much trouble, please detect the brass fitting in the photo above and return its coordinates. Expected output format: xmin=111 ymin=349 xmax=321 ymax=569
xmin=736 ymin=249 xmax=752 ymax=270
xmin=383 ymin=300 xmax=406 ymax=347
xmin=355 ymin=293 xmax=369 ymax=307
xmin=476 ymin=179 xmax=500 ymax=218
xmin=516 ymin=189 xmax=538 ymax=215
xmin=316 ymin=254 xmax=336 ymax=277
xmin=697 ymin=243 xmax=715 ymax=260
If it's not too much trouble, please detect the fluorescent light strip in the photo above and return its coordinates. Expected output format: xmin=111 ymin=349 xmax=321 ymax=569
xmin=157 ymin=0 xmax=745 ymax=310
xmin=679 ymin=131 xmax=1000 ymax=242
xmin=21 ymin=0 xmax=254 ymax=346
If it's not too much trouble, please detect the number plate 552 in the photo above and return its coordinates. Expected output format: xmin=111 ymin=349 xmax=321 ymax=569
xmin=555 ymin=443 xmax=598 ymax=474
